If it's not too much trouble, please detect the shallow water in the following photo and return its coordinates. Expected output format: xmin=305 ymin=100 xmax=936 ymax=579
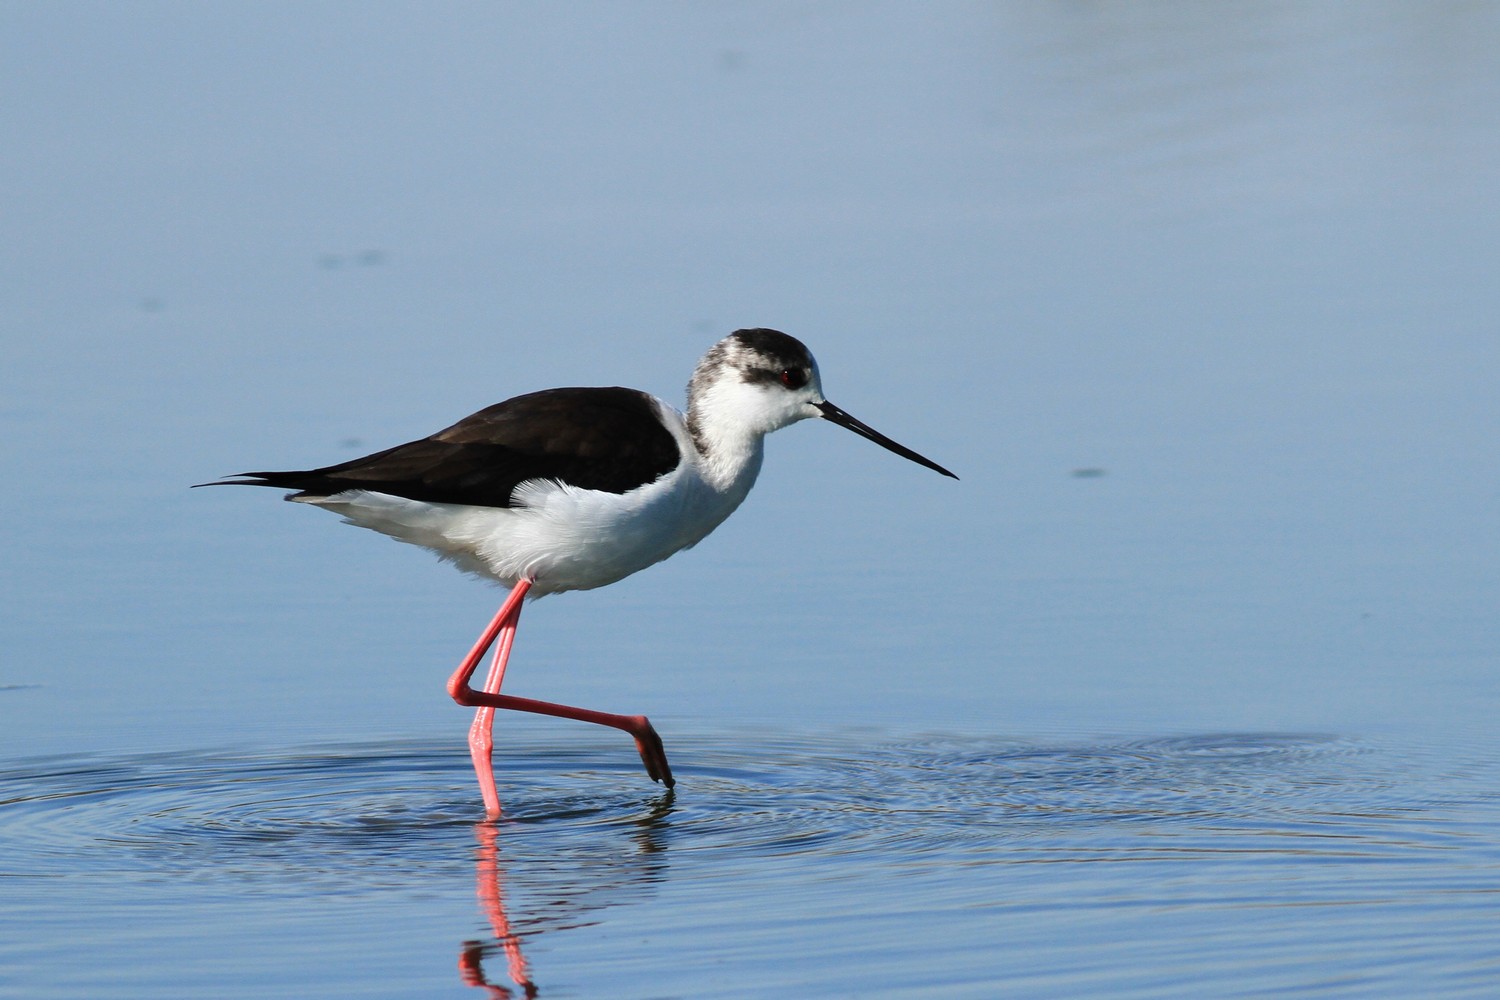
xmin=4 ymin=2 xmax=1500 ymax=997
xmin=5 ymin=730 xmax=1499 ymax=998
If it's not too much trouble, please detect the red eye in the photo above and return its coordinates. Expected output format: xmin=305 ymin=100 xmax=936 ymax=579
xmin=779 ymin=368 xmax=807 ymax=389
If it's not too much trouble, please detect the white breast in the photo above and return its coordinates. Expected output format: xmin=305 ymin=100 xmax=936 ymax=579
xmin=301 ymin=404 xmax=765 ymax=597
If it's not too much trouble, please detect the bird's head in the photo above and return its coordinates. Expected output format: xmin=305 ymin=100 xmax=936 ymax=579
xmin=687 ymin=328 xmax=956 ymax=478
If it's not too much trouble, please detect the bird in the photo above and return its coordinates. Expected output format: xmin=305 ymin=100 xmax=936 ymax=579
xmin=200 ymin=328 xmax=956 ymax=817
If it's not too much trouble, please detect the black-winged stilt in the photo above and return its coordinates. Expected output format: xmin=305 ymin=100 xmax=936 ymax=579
xmin=201 ymin=328 xmax=956 ymax=817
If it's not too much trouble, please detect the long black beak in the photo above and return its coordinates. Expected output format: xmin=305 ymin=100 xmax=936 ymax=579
xmin=814 ymin=400 xmax=958 ymax=479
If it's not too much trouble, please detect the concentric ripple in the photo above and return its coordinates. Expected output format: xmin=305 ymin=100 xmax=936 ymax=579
xmin=5 ymin=728 xmax=1486 ymax=894
xmin=660 ymin=730 xmax=1468 ymax=867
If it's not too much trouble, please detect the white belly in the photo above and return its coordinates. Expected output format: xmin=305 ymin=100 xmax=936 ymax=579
xmin=302 ymin=460 xmax=757 ymax=597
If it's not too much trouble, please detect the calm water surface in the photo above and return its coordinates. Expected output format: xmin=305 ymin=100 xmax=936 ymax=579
xmin=5 ymin=728 xmax=1499 ymax=998
xmin=3 ymin=3 xmax=1499 ymax=997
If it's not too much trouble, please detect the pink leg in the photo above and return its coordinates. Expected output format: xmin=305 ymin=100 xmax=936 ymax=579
xmin=452 ymin=580 xmax=529 ymax=819
xmin=446 ymin=578 xmax=674 ymax=818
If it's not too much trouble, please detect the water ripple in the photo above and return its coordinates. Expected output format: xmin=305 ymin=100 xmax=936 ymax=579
xmin=4 ymin=728 xmax=1490 ymax=895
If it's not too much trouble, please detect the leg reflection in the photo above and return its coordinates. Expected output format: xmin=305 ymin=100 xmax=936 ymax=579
xmin=459 ymin=822 xmax=538 ymax=999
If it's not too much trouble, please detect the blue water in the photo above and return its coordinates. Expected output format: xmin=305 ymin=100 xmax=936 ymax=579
xmin=4 ymin=3 xmax=1500 ymax=997
xmin=7 ymin=731 xmax=1500 ymax=998
xmin=6 ymin=728 xmax=1500 ymax=997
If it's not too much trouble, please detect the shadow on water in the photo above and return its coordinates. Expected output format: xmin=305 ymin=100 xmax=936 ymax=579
xmin=2 ymin=729 xmax=1493 ymax=995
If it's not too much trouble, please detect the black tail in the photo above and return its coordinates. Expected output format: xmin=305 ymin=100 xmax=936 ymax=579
xmin=191 ymin=471 xmax=329 ymax=496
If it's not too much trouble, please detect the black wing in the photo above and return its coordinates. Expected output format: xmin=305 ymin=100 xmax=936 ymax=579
xmin=207 ymin=386 xmax=681 ymax=508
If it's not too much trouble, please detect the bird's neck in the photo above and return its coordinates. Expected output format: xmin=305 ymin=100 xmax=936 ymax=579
xmin=687 ymin=407 xmax=767 ymax=495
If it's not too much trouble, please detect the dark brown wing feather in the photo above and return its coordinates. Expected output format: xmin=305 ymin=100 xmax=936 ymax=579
xmin=210 ymin=387 xmax=681 ymax=508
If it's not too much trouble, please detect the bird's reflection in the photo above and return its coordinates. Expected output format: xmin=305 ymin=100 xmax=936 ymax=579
xmin=459 ymin=822 xmax=537 ymax=998
xmin=458 ymin=791 xmax=675 ymax=996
